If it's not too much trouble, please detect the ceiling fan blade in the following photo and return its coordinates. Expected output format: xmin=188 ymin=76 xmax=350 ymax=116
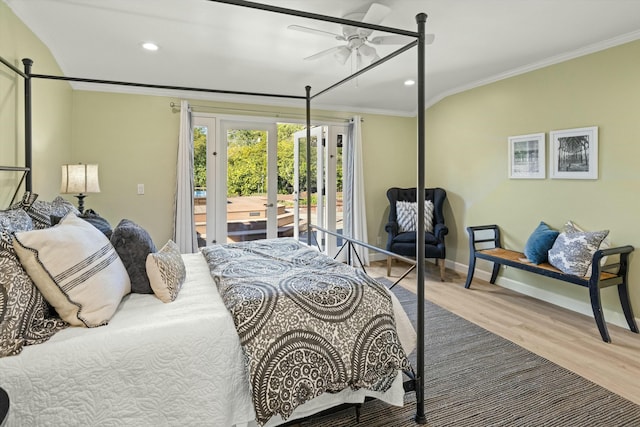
xmin=361 ymin=3 xmax=391 ymax=25
xmin=369 ymin=35 xmax=411 ymax=45
xmin=370 ymin=33 xmax=436 ymax=45
xmin=287 ymin=25 xmax=345 ymax=41
xmin=304 ymin=46 xmax=342 ymax=61
xmin=334 ymin=46 xmax=352 ymax=65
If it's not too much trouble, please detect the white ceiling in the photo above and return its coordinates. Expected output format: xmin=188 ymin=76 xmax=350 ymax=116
xmin=6 ymin=0 xmax=640 ymax=116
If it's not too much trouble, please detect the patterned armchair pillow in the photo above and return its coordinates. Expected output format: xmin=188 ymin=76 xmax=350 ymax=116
xmin=396 ymin=200 xmax=434 ymax=233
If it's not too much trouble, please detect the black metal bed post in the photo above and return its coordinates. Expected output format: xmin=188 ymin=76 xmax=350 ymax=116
xmin=22 ymin=58 xmax=33 ymax=192
xmin=415 ymin=12 xmax=428 ymax=425
xmin=305 ymin=85 xmax=312 ymax=246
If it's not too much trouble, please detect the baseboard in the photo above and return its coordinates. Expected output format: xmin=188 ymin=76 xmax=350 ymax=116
xmin=448 ymin=259 xmax=639 ymax=331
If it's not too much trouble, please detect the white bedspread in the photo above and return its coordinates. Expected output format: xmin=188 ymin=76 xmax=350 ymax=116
xmin=0 ymin=252 xmax=415 ymax=426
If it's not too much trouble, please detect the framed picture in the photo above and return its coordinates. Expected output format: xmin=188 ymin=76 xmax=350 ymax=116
xmin=508 ymin=133 xmax=545 ymax=179
xmin=550 ymin=126 xmax=598 ymax=179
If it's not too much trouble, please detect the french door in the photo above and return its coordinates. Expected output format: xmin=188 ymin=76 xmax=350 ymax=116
xmin=293 ymin=125 xmax=347 ymax=257
xmin=192 ymin=115 xmax=345 ymax=250
xmin=192 ymin=115 xmax=278 ymax=245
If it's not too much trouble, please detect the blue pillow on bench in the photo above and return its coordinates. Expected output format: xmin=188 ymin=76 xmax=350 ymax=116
xmin=524 ymin=221 xmax=559 ymax=264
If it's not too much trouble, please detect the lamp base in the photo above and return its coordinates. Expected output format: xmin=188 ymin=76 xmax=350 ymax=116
xmin=74 ymin=193 xmax=86 ymax=214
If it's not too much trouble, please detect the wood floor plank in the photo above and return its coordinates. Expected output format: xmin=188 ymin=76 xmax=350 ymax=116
xmin=370 ymin=260 xmax=640 ymax=406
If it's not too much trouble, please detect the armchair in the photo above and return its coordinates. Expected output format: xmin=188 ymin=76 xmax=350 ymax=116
xmin=385 ymin=187 xmax=448 ymax=281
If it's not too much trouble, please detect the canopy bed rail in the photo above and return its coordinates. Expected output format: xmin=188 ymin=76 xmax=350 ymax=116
xmin=2 ymin=0 xmax=429 ymax=423
xmin=0 ymin=58 xmax=33 ymax=193
xmin=310 ymin=224 xmax=418 ymax=283
xmin=0 ymin=166 xmax=30 ymax=207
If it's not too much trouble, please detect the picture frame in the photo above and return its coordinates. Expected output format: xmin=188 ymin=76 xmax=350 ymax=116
xmin=550 ymin=126 xmax=598 ymax=179
xmin=508 ymin=133 xmax=545 ymax=179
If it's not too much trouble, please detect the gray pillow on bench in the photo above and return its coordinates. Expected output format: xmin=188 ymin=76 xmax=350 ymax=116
xmin=548 ymin=229 xmax=609 ymax=276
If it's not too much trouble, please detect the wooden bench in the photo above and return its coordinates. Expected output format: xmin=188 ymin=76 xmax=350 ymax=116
xmin=464 ymin=224 xmax=638 ymax=343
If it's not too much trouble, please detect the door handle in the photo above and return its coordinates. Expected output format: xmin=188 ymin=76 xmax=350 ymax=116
xmin=264 ymin=203 xmax=274 ymax=207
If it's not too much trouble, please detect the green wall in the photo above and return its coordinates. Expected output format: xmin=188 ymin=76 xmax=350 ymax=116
xmin=426 ymin=39 xmax=640 ymax=326
xmin=0 ymin=2 xmax=72 ymax=201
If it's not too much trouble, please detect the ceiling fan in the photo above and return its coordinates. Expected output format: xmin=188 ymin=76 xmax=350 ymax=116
xmin=288 ymin=3 xmax=434 ymax=68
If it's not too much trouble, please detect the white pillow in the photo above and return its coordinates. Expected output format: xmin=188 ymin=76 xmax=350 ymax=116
xmin=13 ymin=213 xmax=131 ymax=327
xmin=396 ymin=200 xmax=434 ymax=233
xmin=146 ymin=240 xmax=186 ymax=303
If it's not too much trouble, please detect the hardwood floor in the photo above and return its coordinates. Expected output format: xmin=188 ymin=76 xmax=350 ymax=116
xmin=369 ymin=260 xmax=640 ymax=406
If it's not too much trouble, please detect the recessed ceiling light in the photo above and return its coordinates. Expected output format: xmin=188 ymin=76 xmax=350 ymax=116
xmin=404 ymin=79 xmax=416 ymax=86
xmin=142 ymin=42 xmax=159 ymax=51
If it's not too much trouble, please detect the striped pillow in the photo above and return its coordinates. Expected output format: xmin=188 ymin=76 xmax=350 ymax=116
xmin=13 ymin=213 xmax=131 ymax=327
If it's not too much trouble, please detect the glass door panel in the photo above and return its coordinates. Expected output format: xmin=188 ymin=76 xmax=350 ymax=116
xmin=222 ymin=121 xmax=277 ymax=243
xmin=293 ymin=127 xmax=323 ymax=247
xmin=192 ymin=121 xmax=212 ymax=248
xmin=327 ymin=127 xmax=346 ymax=256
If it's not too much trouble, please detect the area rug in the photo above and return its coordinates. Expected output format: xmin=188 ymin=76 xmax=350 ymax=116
xmin=301 ymin=281 xmax=640 ymax=426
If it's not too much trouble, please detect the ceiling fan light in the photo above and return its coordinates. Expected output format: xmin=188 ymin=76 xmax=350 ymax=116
xmin=334 ymin=46 xmax=351 ymax=65
xmin=358 ymin=43 xmax=376 ymax=58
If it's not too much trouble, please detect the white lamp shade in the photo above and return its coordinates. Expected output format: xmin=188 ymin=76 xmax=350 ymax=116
xmin=60 ymin=164 xmax=101 ymax=194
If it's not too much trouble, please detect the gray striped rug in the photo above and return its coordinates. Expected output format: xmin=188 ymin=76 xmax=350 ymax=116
xmin=301 ymin=283 xmax=640 ymax=426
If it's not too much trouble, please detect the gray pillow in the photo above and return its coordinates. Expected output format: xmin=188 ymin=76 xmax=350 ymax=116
xmin=548 ymin=229 xmax=609 ymax=276
xmin=110 ymin=219 xmax=156 ymax=293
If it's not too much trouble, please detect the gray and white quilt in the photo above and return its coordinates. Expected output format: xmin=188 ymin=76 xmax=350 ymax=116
xmin=201 ymin=238 xmax=412 ymax=426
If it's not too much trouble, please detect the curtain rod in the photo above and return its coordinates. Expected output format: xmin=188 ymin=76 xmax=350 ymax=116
xmin=169 ymin=102 xmax=351 ymax=122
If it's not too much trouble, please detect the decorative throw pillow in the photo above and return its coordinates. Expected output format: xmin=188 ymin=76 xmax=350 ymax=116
xmin=13 ymin=213 xmax=131 ymax=327
xmin=146 ymin=240 xmax=186 ymax=303
xmin=110 ymin=219 xmax=157 ymax=294
xmin=1 ymin=251 xmax=68 ymax=358
xmin=51 ymin=209 xmax=113 ymax=238
xmin=396 ymin=200 xmax=434 ymax=233
xmin=523 ymin=221 xmax=559 ymax=264
xmin=0 ymin=208 xmax=34 ymax=254
xmin=9 ymin=191 xmax=39 ymax=211
xmin=548 ymin=229 xmax=609 ymax=276
xmin=565 ymin=220 xmax=612 ymax=274
xmin=23 ymin=196 xmax=80 ymax=229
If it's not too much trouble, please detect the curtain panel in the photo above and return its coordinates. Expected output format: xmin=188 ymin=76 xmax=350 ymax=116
xmin=343 ymin=116 xmax=369 ymax=265
xmin=173 ymin=100 xmax=198 ymax=253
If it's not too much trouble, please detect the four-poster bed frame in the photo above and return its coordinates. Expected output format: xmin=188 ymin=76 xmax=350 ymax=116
xmin=1 ymin=0 xmax=430 ymax=423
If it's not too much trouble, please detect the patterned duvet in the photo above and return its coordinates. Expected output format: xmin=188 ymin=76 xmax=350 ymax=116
xmin=201 ymin=238 xmax=412 ymax=426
